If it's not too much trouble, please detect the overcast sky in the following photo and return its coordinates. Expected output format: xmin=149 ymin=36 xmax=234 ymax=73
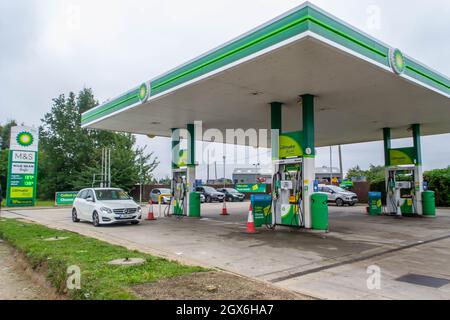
xmin=1 ymin=0 xmax=449 ymax=180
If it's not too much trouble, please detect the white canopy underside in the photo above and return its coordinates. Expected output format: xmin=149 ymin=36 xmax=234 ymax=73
xmin=88 ymin=35 xmax=450 ymax=147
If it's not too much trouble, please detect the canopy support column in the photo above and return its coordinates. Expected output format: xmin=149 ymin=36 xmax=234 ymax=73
xmin=412 ymin=124 xmax=424 ymax=215
xmin=270 ymin=102 xmax=282 ymax=161
xmin=186 ymin=123 xmax=197 ymax=217
xmin=171 ymin=128 xmax=180 ymax=169
xmin=301 ymin=94 xmax=315 ymax=229
xmin=383 ymin=128 xmax=391 ymax=167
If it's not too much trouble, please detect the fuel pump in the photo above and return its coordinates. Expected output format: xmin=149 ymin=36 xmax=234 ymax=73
xmin=171 ymin=168 xmax=187 ymax=216
xmin=271 ymin=157 xmax=304 ymax=227
xmin=385 ymin=165 xmax=419 ymax=216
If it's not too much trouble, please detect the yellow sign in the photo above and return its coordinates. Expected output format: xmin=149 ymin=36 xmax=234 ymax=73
xmin=279 ymin=131 xmax=303 ymax=159
xmin=10 ymin=187 xmax=33 ymax=198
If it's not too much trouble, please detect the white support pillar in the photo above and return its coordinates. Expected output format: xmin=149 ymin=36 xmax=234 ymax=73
xmin=301 ymin=94 xmax=315 ymax=229
xmin=186 ymin=166 xmax=195 ymax=216
xmin=303 ymin=157 xmax=315 ymax=229
xmin=414 ymin=165 xmax=424 ymax=215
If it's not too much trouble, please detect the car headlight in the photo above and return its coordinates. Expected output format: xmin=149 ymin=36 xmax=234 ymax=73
xmin=138 ymin=206 xmax=142 ymax=213
xmin=100 ymin=207 xmax=112 ymax=214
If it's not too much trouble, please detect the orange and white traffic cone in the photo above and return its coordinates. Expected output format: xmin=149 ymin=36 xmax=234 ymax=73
xmin=246 ymin=203 xmax=257 ymax=234
xmin=146 ymin=199 xmax=156 ymax=220
xmin=221 ymin=199 xmax=228 ymax=216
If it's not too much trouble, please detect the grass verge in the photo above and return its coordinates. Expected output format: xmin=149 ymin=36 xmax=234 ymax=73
xmin=0 ymin=218 xmax=204 ymax=299
xmin=1 ymin=200 xmax=60 ymax=208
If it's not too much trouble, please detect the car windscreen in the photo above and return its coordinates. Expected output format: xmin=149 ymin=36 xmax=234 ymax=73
xmin=203 ymin=186 xmax=217 ymax=193
xmin=225 ymin=188 xmax=239 ymax=193
xmin=95 ymin=189 xmax=131 ymax=200
xmin=159 ymin=189 xmax=171 ymax=194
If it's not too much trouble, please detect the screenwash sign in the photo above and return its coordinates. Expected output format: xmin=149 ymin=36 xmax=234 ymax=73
xmin=6 ymin=126 xmax=39 ymax=206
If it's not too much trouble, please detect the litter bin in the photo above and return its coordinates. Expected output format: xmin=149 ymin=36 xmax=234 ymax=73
xmin=250 ymin=194 xmax=272 ymax=227
xmin=422 ymin=191 xmax=436 ymax=217
xmin=189 ymin=192 xmax=201 ymax=217
xmin=311 ymin=193 xmax=328 ymax=230
xmin=368 ymin=192 xmax=382 ymax=216
xmin=400 ymin=197 xmax=414 ymax=216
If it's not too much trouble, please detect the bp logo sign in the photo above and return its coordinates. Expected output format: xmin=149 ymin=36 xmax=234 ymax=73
xmin=16 ymin=131 xmax=34 ymax=147
xmin=139 ymin=82 xmax=150 ymax=102
xmin=389 ymin=48 xmax=405 ymax=75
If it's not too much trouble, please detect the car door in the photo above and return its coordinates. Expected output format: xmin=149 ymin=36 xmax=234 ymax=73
xmin=323 ymin=187 xmax=334 ymax=202
xmin=84 ymin=189 xmax=96 ymax=220
xmin=75 ymin=189 xmax=88 ymax=218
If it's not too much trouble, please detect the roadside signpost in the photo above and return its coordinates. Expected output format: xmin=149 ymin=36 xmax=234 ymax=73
xmin=6 ymin=126 xmax=39 ymax=207
xmin=55 ymin=191 xmax=78 ymax=206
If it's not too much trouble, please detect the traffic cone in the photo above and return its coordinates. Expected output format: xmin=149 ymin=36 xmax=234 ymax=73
xmin=146 ymin=199 xmax=156 ymax=220
xmin=246 ymin=203 xmax=257 ymax=234
xmin=221 ymin=199 xmax=229 ymax=216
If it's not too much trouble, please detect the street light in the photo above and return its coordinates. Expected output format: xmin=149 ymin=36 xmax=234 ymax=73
xmin=223 ymin=155 xmax=226 ymax=188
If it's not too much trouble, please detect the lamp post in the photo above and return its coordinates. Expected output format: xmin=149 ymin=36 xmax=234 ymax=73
xmin=223 ymin=155 xmax=226 ymax=188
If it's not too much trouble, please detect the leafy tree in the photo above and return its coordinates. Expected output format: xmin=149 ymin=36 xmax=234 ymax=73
xmin=136 ymin=146 xmax=159 ymax=185
xmin=38 ymin=88 xmax=159 ymax=199
xmin=0 ymin=120 xmax=17 ymax=150
xmin=424 ymin=166 xmax=450 ymax=207
xmin=158 ymin=176 xmax=171 ymax=185
xmin=0 ymin=120 xmax=18 ymax=197
xmin=346 ymin=164 xmax=384 ymax=183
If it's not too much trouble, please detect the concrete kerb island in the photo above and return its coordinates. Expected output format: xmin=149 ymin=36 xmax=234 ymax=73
xmin=81 ymin=2 xmax=449 ymax=230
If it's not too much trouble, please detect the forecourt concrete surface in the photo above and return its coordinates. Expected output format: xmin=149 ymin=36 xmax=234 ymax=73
xmin=4 ymin=203 xmax=450 ymax=300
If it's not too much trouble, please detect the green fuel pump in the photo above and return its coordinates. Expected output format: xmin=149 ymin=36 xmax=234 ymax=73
xmin=271 ymin=157 xmax=304 ymax=228
xmin=171 ymin=168 xmax=187 ymax=216
xmin=385 ymin=165 xmax=419 ymax=217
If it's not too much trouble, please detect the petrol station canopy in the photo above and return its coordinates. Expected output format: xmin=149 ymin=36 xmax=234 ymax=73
xmin=81 ymin=2 xmax=450 ymax=147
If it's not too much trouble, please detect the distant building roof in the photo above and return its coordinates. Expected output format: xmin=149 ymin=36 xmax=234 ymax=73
xmin=315 ymin=166 xmax=341 ymax=174
xmin=233 ymin=167 xmax=271 ymax=175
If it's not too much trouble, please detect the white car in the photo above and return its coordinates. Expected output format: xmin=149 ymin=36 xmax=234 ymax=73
xmin=72 ymin=188 xmax=142 ymax=226
xmin=318 ymin=184 xmax=358 ymax=206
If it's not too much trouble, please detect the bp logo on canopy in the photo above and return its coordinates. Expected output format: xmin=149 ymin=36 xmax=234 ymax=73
xmin=389 ymin=48 xmax=406 ymax=75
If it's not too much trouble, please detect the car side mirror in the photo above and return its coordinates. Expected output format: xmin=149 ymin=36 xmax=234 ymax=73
xmin=86 ymin=196 xmax=94 ymax=202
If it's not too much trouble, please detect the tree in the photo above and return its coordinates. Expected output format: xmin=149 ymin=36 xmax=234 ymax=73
xmin=346 ymin=164 xmax=384 ymax=183
xmin=136 ymin=146 xmax=159 ymax=185
xmin=158 ymin=176 xmax=171 ymax=185
xmin=424 ymin=166 xmax=450 ymax=207
xmin=38 ymin=88 xmax=159 ymax=199
xmin=0 ymin=120 xmax=18 ymax=197
xmin=0 ymin=119 xmax=17 ymax=150
xmin=346 ymin=165 xmax=365 ymax=180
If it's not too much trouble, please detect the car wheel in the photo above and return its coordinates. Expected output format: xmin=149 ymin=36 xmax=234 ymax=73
xmin=349 ymin=203 xmax=355 ymax=207
xmin=131 ymin=221 xmax=140 ymax=225
xmin=335 ymin=198 xmax=344 ymax=207
xmin=92 ymin=211 xmax=101 ymax=227
xmin=72 ymin=208 xmax=80 ymax=222
xmin=206 ymin=196 xmax=212 ymax=203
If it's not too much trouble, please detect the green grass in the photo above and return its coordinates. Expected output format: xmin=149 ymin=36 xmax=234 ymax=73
xmin=0 ymin=219 xmax=204 ymax=299
xmin=1 ymin=200 xmax=67 ymax=208
xmin=36 ymin=200 xmax=57 ymax=207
